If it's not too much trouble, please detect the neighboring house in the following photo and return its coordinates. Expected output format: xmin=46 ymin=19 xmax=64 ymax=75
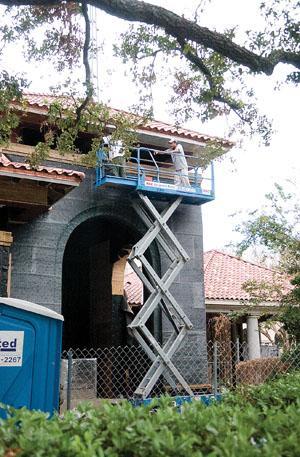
xmin=124 ymin=249 xmax=290 ymax=359
xmin=204 ymin=250 xmax=291 ymax=358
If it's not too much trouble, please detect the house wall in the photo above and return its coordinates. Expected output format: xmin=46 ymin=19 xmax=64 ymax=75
xmin=8 ymin=156 xmax=207 ymax=380
xmin=0 ymin=245 xmax=10 ymax=297
xmin=161 ymin=203 xmax=208 ymax=382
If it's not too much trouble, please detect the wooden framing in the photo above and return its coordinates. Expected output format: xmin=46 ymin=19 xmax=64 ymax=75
xmin=0 ymin=177 xmax=48 ymax=207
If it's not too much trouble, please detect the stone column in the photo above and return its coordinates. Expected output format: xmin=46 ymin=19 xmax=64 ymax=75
xmin=247 ymin=315 xmax=261 ymax=360
xmin=0 ymin=231 xmax=13 ymax=297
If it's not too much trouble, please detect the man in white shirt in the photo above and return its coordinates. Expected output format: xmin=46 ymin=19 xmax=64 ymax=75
xmin=103 ymin=135 xmax=126 ymax=178
xmin=156 ymin=138 xmax=190 ymax=187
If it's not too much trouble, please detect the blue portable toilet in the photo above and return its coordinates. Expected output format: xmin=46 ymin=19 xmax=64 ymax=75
xmin=0 ymin=297 xmax=63 ymax=416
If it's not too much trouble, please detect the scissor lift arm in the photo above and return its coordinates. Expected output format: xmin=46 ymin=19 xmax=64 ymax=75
xmin=128 ymin=192 xmax=195 ymax=399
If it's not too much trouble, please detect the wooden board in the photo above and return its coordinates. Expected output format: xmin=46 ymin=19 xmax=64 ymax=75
xmin=0 ymin=178 xmax=48 ymax=207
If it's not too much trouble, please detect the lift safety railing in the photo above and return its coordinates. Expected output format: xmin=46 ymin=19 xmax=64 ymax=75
xmin=96 ymin=147 xmax=215 ymax=198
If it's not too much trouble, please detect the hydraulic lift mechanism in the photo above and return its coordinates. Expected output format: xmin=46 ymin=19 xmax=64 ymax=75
xmin=127 ymin=192 xmax=194 ymax=399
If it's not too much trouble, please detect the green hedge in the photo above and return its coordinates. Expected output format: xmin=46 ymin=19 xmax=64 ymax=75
xmin=1 ymin=373 xmax=300 ymax=457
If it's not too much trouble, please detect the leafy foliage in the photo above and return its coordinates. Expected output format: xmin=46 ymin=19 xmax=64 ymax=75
xmin=0 ymin=71 xmax=28 ymax=145
xmin=225 ymin=371 xmax=300 ymax=409
xmin=1 ymin=4 xmax=83 ymax=71
xmin=279 ymin=305 xmax=300 ymax=344
xmin=114 ymin=23 xmax=275 ymax=145
xmin=235 ymin=183 xmax=300 ymax=274
xmin=1 ymin=373 xmax=300 ymax=456
xmin=234 ymin=182 xmax=300 ymax=342
xmin=37 ymin=101 xmax=138 ymax=168
xmin=0 ymin=0 xmax=299 ymax=159
xmin=0 ymin=3 xmax=141 ymax=166
xmin=113 ymin=0 xmax=299 ymax=144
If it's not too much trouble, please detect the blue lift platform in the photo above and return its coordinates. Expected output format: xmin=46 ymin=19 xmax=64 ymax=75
xmin=95 ymin=146 xmax=216 ymax=401
xmin=95 ymin=147 xmax=215 ymax=205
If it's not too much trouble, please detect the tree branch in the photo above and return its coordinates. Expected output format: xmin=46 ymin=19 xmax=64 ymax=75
xmin=136 ymin=48 xmax=161 ymax=61
xmin=75 ymin=0 xmax=93 ymax=124
xmin=1 ymin=0 xmax=299 ymax=74
xmin=269 ymin=50 xmax=300 ymax=69
xmin=177 ymin=38 xmax=214 ymax=83
xmin=177 ymin=37 xmax=244 ymax=114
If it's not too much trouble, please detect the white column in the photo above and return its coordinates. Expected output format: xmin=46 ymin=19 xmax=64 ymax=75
xmin=247 ymin=315 xmax=261 ymax=360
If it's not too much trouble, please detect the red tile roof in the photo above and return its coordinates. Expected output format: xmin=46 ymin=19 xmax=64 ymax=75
xmin=124 ymin=250 xmax=290 ymax=306
xmin=140 ymin=119 xmax=231 ymax=146
xmin=0 ymin=153 xmax=85 ymax=184
xmin=124 ymin=270 xmax=143 ymax=306
xmin=16 ymin=93 xmax=233 ymax=148
xmin=204 ymin=250 xmax=290 ymax=301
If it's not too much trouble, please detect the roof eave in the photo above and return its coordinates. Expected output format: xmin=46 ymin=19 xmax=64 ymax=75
xmin=205 ymin=298 xmax=281 ymax=315
xmin=12 ymin=96 xmax=234 ymax=149
xmin=0 ymin=168 xmax=82 ymax=186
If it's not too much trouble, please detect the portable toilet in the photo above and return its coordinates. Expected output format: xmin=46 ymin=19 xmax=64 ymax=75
xmin=0 ymin=297 xmax=63 ymax=416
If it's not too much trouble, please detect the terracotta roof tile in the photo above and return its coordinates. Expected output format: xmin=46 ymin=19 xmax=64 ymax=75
xmin=0 ymin=153 xmax=85 ymax=183
xmin=204 ymin=250 xmax=290 ymax=301
xmin=124 ymin=271 xmax=143 ymax=306
xmin=17 ymin=93 xmax=234 ymax=148
xmin=124 ymin=250 xmax=290 ymax=306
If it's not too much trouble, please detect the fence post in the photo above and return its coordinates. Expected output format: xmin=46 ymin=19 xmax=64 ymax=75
xmin=67 ymin=349 xmax=73 ymax=410
xmin=236 ymin=338 xmax=240 ymax=362
xmin=213 ymin=342 xmax=218 ymax=396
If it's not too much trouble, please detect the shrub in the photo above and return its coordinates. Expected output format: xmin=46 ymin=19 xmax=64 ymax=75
xmin=1 ymin=374 xmax=300 ymax=457
xmin=235 ymin=357 xmax=289 ymax=385
xmin=225 ymin=372 xmax=300 ymax=409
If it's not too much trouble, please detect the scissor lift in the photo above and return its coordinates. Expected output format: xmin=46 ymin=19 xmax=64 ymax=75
xmin=95 ymin=147 xmax=215 ymax=398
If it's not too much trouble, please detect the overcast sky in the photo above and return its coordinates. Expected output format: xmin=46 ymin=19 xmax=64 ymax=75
xmin=1 ymin=0 xmax=299 ymax=255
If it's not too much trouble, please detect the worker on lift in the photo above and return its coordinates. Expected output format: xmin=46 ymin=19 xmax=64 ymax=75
xmin=103 ymin=135 xmax=127 ymax=178
xmin=155 ymin=138 xmax=190 ymax=187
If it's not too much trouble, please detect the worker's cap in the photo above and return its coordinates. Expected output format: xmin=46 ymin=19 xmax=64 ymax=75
xmin=168 ymin=137 xmax=177 ymax=143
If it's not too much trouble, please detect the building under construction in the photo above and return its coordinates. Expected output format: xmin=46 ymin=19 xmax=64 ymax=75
xmin=0 ymin=94 xmax=232 ymax=398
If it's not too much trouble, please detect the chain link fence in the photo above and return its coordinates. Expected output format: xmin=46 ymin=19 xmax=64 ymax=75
xmin=60 ymin=341 xmax=300 ymax=411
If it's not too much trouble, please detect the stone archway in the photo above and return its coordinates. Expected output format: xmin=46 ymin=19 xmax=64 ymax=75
xmin=60 ymin=208 xmax=161 ymax=350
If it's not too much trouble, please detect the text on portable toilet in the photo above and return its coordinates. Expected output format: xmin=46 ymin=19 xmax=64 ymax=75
xmin=0 ymin=331 xmax=24 ymax=366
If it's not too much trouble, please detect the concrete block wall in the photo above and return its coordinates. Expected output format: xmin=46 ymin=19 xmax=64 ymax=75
xmin=8 ymin=157 xmax=207 ymax=381
xmin=160 ymin=203 xmax=207 ymax=383
xmin=0 ymin=245 xmax=10 ymax=297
